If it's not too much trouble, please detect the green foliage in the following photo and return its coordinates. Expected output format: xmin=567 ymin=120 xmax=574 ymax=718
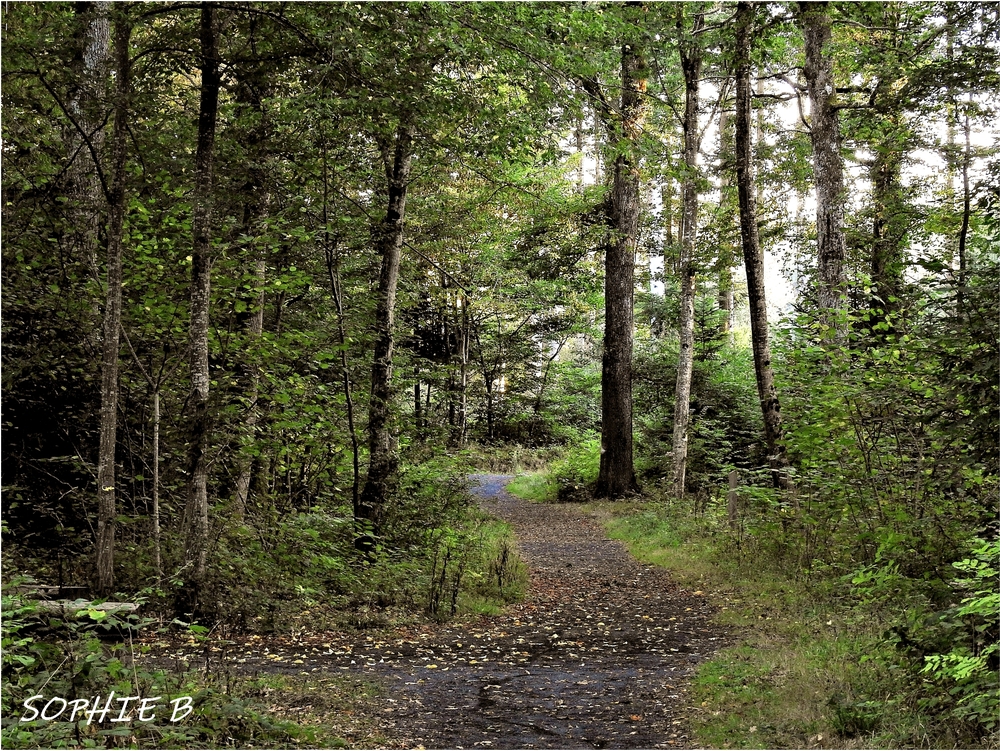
xmin=550 ymin=435 xmax=602 ymax=502
xmin=915 ymin=539 xmax=1000 ymax=733
xmin=633 ymin=334 xmax=766 ymax=495
xmin=426 ymin=514 xmax=527 ymax=619
xmin=506 ymin=473 xmax=558 ymax=504
xmin=0 ymin=581 xmax=312 ymax=749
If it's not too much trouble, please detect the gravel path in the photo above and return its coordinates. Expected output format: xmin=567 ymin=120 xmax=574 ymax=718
xmin=152 ymin=475 xmax=724 ymax=749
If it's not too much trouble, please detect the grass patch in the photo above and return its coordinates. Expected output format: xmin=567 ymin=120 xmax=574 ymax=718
xmin=599 ymin=502 xmax=978 ymax=750
xmin=506 ymin=473 xmax=557 ymax=503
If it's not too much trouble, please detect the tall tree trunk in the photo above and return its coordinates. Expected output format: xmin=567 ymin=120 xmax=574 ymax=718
xmin=734 ymin=2 xmax=793 ymax=492
xmin=414 ymin=375 xmax=423 ymax=432
xmin=232 ymin=258 xmax=265 ymax=521
xmin=662 ymin=177 xmax=675 ymax=280
xmin=671 ymin=9 xmax=703 ymax=499
xmin=66 ymin=1 xmax=110 ymax=279
xmin=151 ymin=389 xmax=162 ymax=576
xmin=180 ymin=4 xmax=221 ymax=615
xmin=594 ymin=41 xmax=647 ymax=498
xmin=717 ymin=106 xmax=734 ymax=337
xmin=232 ymin=69 xmax=272 ymax=522
xmin=94 ymin=12 xmax=130 ymax=597
xmin=358 ymin=123 xmax=414 ymax=530
xmin=325 ymin=237 xmax=361 ymax=516
xmin=799 ymin=1 xmax=848 ymax=332
xmin=957 ymin=101 xmax=972 ymax=315
xmin=455 ymin=297 xmax=470 ymax=448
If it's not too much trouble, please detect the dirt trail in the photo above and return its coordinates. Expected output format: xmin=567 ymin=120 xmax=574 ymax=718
xmin=156 ymin=475 xmax=724 ymax=749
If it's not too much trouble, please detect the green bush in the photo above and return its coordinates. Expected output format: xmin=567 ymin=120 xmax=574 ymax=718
xmin=550 ymin=434 xmax=601 ymax=502
xmin=916 ymin=538 xmax=1000 ymax=734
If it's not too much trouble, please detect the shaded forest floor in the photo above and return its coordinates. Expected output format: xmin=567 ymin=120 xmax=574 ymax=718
xmin=142 ymin=475 xmax=725 ymax=749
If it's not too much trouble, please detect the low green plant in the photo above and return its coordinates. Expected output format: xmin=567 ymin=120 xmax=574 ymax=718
xmin=915 ymin=538 xmax=1000 ymax=734
xmin=550 ymin=434 xmax=601 ymax=501
xmin=505 ymin=473 xmax=557 ymax=503
xmin=425 ymin=513 xmax=527 ymax=619
xmin=0 ymin=580 xmax=317 ymax=748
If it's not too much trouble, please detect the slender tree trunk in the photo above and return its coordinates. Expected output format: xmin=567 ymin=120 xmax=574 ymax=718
xmin=232 ymin=67 xmax=273 ymax=522
xmin=595 ymin=42 xmax=646 ymax=498
xmin=717 ymin=106 xmax=734 ymax=337
xmin=358 ymin=123 xmax=414 ymax=531
xmin=414 ymin=376 xmax=422 ymax=431
xmin=957 ymin=101 xmax=972 ymax=315
xmin=66 ymin=1 xmax=110 ymax=278
xmin=662 ymin=177 xmax=675 ymax=280
xmin=94 ymin=13 xmax=131 ymax=597
xmin=180 ymin=4 xmax=221 ymax=615
xmin=734 ymin=2 xmax=793 ymax=492
xmin=799 ymin=1 xmax=847 ymax=332
xmin=320 ymin=146 xmax=361 ymax=516
xmin=671 ymin=9 xmax=703 ymax=499
xmin=151 ymin=389 xmax=161 ymax=577
xmin=232 ymin=258 xmax=265 ymax=521
xmin=456 ymin=298 xmax=469 ymax=447
xmin=326 ymin=246 xmax=361 ymax=516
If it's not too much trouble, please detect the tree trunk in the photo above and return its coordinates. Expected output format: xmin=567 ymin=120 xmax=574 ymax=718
xmin=66 ymin=1 xmax=110 ymax=278
xmin=94 ymin=12 xmax=131 ymax=597
xmin=151 ymin=389 xmax=161 ymax=577
xmin=231 ymin=71 xmax=273 ymax=522
xmin=662 ymin=177 xmax=675 ymax=279
xmin=734 ymin=2 xmax=793 ymax=492
xmin=957 ymin=101 xmax=972 ymax=315
xmin=414 ymin=376 xmax=422 ymax=432
xmin=232 ymin=258 xmax=265 ymax=521
xmin=180 ymin=4 xmax=221 ymax=615
xmin=799 ymin=1 xmax=847 ymax=332
xmin=358 ymin=123 xmax=414 ymax=531
xmin=456 ymin=298 xmax=469 ymax=448
xmin=671 ymin=9 xmax=703 ymax=499
xmin=717 ymin=106 xmax=734 ymax=337
xmin=325 ymin=244 xmax=361 ymax=516
xmin=595 ymin=41 xmax=646 ymax=498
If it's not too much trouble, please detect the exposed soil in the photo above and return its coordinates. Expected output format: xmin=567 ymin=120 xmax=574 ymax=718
xmin=152 ymin=475 xmax=725 ymax=749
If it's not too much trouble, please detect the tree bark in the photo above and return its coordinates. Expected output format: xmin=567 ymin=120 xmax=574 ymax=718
xmin=671 ymin=8 xmax=703 ymax=499
xmin=180 ymin=4 xmax=221 ymax=615
xmin=151 ymin=389 xmax=161 ymax=576
xmin=734 ymin=2 xmax=793 ymax=492
xmin=232 ymin=68 xmax=272 ymax=522
xmin=358 ymin=123 xmax=414 ymax=530
xmin=66 ymin=1 xmax=110 ymax=278
xmin=94 ymin=11 xmax=131 ymax=597
xmin=325 ymin=241 xmax=361 ymax=517
xmin=594 ymin=42 xmax=646 ymax=498
xmin=799 ymin=1 xmax=848 ymax=332
xmin=232 ymin=258 xmax=265 ymax=521
xmin=717 ymin=106 xmax=734 ymax=336
xmin=957 ymin=101 xmax=972 ymax=315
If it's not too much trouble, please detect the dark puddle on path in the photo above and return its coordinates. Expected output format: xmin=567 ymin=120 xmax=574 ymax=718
xmin=157 ymin=474 xmax=725 ymax=749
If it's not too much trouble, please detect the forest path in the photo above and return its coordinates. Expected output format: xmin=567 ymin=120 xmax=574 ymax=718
xmin=156 ymin=475 xmax=724 ymax=749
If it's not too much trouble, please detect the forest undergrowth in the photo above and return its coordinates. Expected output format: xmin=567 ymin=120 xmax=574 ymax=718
xmin=1 ymin=457 xmax=528 ymax=749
